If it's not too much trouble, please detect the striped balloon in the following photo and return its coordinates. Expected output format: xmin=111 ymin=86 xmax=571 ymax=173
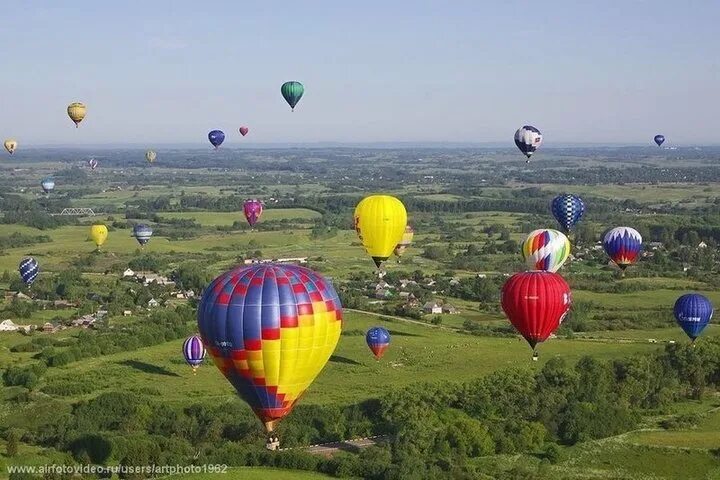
xmin=132 ymin=224 xmax=153 ymax=247
xmin=366 ymin=327 xmax=390 ymax=360
xmin=281 ymin=81 xmax=304 ymax=111
xmin=551 ymin=194 xmax=585 ymax=232
xmin=18 ymin=257 xmax=39 ymax=287
xmin=603 ymin=227 xmax=642 ymax=271
xmin=198 ymin=264 xmax=342 ymax=434
xmin=183 ymin=335 xmax=206 ymax=373
xmin=673 ymin=293 xmax=713 ymax=341
xmin=522 ymin=229 xmax=570 ymax=273
xmin=88 ymin=158 xmax=98 ymax=170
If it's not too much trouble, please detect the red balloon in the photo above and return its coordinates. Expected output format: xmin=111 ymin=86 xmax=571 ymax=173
xmin=501 ymin=271 xmax=571 ymax=353
xmin=239 ymin=126 xmax=249 ymax=136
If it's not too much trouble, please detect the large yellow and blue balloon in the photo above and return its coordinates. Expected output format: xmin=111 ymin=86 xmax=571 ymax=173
xmin=522 ymin=229 xmax=570 ymax=273
xmin=354 ymin=195 xmax=407 ymax=268
xmin=197 ymin=264 xmax=342 ymax=434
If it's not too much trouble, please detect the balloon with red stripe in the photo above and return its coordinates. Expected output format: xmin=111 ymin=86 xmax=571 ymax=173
xmin=603 ymin=227 xmax=642 ymax=271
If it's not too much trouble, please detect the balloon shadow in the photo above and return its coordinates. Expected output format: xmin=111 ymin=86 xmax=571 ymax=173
xmin=118 ymin=360 xmax=180 ymax=377
xmin=388 ymin=330 xmax=424 ymax=337
xmin=330 ymin=355 xmax=362 ymax=366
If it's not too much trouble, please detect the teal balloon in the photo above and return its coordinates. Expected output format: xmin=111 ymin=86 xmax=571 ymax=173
xmin=281 ymin=81 xmax=304 ymax=111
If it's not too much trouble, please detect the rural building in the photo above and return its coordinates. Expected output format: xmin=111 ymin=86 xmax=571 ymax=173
xmin=698 ymin=241 xmax=708 ymax=248
xmin=123 ymin=310 xmax=132 ymax=316
xmin=123 ymin=268 xmax=135 ymax=277
xmin=244 ymin=257 xmax=308 ymax=265
xmin=375 ymin=289 xmax=392 ymax=299
xmin=423 ymin=302 xmax=442 ymax=314
xmin=148 ymin=298 xmax=160 ymax=308
xmin=0 ymin=320 xmax=20 ymax=332
xmin=399 ymin=279 xmax=418 ymax=289
xmin=442 ymin=304 xmax=459 ymax=314
xmin=42 ymin=323 xmax=59 ymax=333
xmin=140 ymin=274 xmax=175 ymax=287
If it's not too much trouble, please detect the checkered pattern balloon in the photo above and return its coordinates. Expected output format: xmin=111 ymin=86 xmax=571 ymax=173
xmin=551 ymin=194 xmax=585 ymax=232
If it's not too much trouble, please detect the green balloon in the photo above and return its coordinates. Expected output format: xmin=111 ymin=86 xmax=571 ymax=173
xmin=281 ymin=81 xmax=304 ymax=111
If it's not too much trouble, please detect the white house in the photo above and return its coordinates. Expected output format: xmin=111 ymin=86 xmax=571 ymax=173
xmin=423 ymin=302 xmax=442 ymax=314
xmin=123 ymin=268 xmax=135 ymax=278
xmin=0 ymin=319 xmax=19 ymax=331
xmin=148 ymin=298 xmax=159 ymax=308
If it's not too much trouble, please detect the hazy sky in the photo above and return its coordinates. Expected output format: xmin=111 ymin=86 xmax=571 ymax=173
xmin=1 ymin=1 xmax=718 ymax=146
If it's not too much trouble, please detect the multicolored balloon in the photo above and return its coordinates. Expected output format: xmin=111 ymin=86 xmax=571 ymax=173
xmin=654 ymin=134 xmax=665 ymax=146
xmin=88 ymin=158 xmax=98 ymax=170
xmin=145 ymin=150 xmax=157 ymax=164
xmin=239 ymin=126 xmax=249 ymax=136
xmin=603 ymin=227 xmax=642 ymax=272
xmin=674 ymin=293 xmax=713 ymax=342
xmin=4 ymin=139 xmax=17 ymax=155
xmin=551 ymin=194 xmax=585 ymax=233
xmin=208 ymin=130 xmax=225 ymax=149
xmin=514 ymin=125 xmax=543 ymax=162
xmin=501 ymin=271 xmax=571 ymax=358
xmin=354 ymin=195 xmax=407 ymax=267
xmin=132 ymin=224 xmax=153 ymax=247
xmin=243 ymin=199 xmax=263 ymax=228
xmin=18 ymin=257 xmax=39 ymax=287
xmin=67 ymin=102 xmax=86 ymax=127
xmin=183 ymin=335 xmax=206 ymax=374
xmin=522 ymin=229 xmax=570 ymax=273
xmin=197 ymin=264 xmax=343 ymax=436
xmin=281 ymin=81 xmax=304 ymax=111
xmin=90 ymin=224 xmax=108 ymax=249
xmin=393 ymin=225 xmax=414 ymax=258
xmin=366 ymin=327 xmax=390 ymax=360
xmin=41 ymin=177 xmax=55 ymax=194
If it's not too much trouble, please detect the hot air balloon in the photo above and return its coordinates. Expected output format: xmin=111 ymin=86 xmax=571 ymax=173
xmin=281 ymin=81 xmax=304 ymax=111
xmin=243 ymin=199 xmax=263 ymax=228
xmin=88 ymin=158 xmax=98 ymax=170
xmin=4 ymin=139 xmax=17 ymax=155
xmin=551 ymin=194 xmax=585 ymax=233
xmin=67 ymin=102 xmax=86 ymax=127
xmin=18 ymin=257 xmax=39 ymax=287
xmin=393 ymin=225 xmax=414 ymax=259
xmin=674 ymin=293 xmax=714 ymax=342
xmin=183 ymin=335 xmax=206 ymax=374
xmin=501 ymin=271 xmax=571 ymax=359
xmin=239 ymin=126 xmax=249 ymax=136
xmin=366 ymin=327 xmax=390 ymax=360
xmin=208 ymin=130 xmax=225 ymax=149
xmin=603 ymin=227 xmax=642 ymax=274
xmin=514 ymin=125 xmax=543 ymax=162
xmin=41 ymin=177 xmax=55 ymax=194
xmin=132 ymin=224 xmax=153 ymax=247
xmin=145 ymin=150 xmax=157 ymax=164
xmin=197 ymin=264 xmax=342 ymax=446
xmin=90 ymin=224 xmax=108 ymax=250
xmin=354 ymin=195 xmax=407 ymax=268
xmin=654 ymin=134 xmax=665 ymax=147
xmin=522 ymin=229 xmax=570 ymax=273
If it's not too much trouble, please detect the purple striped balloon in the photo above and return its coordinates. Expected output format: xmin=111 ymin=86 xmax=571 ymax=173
xmin=183 ymin=335 xmax=206 ymax=373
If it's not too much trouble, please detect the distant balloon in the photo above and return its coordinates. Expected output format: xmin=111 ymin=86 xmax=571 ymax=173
xmin=145 ymin=150 xmax=157 ymax=164
xmin=354 ymin=195 xmax=408 ymax=268
xmin=522 ymin=229 xmax=570 ymax=273
xmin=674 ymin=293 xmax=713 ymax=342
xmin=4 ymin=139 xmax=17 ymax=155
xmin=90 ymin=224 xmax=108 ymax=249
xmin=18 ymin=257 xmax=39 ymax=287
xmin=394 ymin=225 xmax=415 ymax=258
xmin=208 ymin=130 xmax=225 ymax=149
xmin=239 ymin=126 xmax=249 ymax=136
xmin=514 ymin=125 xmax=543 ymax=162
xmin=41 ymin=177 xmax=55 ymax=194
xmin=603 ymin=227 xmax=642 ymax=272
xmin=67 ymin=102 xmax=86 ymax=128
xmin=132 ymin=224 xmax=153 ymax=247
xmin=243 ymin=199 xmax=263 ymax=228
xmin=551 ymin=194 xmax=585 ymax=233
xmin=281 ymin=81 xmax=304 ymax=111
xmin=654 ymin=134 xmax=665 ymax=146
xmin=366 ymin=327 xmax=390 ymax=360
xmin=88 ymin=158 xmax=98 ymax=170
xmin=183 ymin=335 xmax=206 ymax=374
xmin=501 ymin=271 xmax=571 ymax=358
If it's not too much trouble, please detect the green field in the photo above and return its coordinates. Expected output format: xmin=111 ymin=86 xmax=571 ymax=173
xmin=159 ymin=208 xmax=321 ymax=226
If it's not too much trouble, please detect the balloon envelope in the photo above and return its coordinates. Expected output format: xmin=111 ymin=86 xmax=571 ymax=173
xmin=654 ymin=134 xmax=665 ymax=146
xmin=197 ymin=264 xmax=343 ymax=432
xmin=239 ymin=126 xmax=249 ymax=136
xmin=132 ymin=224 xmax=153 ymax=246
xmin=243 ymin=199 xmax=263 ymax=227
xmin=208 ymin=130 xmax=225 ymax=149
xmin=90 ymin=224 xmax=108 ymax=248
xmin=18 ymin=257 xmax=39 ymax=287
xmin=551 ymin=194 xmax=585 ymax=232
xmin=394 ymin=225 xmax=414 ymax=257
xmin=366 ymin=327 xmax=390 ymax=359
xmin=354 ymin=195 xmax=407 ymax=267
xmin=183 ymin=335 xmax=206 ymax=368
xmin=281 ymin=81 xmax=304 ymax=111
xmin=41 ymin=177 xmax=55 ymax=193
xmin=514 ymin=125 xmax=543 ymax=160
xmin=88 ymin=158 xmax=98 ymax=170
xmin=603 ymin=227 xmax=642 ymax=270
xmin=67 ymin=102 xmax=86 ymax=127
xmin=4 ymin=139 xmax=17 ymax=155
xmin=145 ymin=150 xmax=157 ymax=164
xmin=522 ymin=229 xmax=570 ymax=273
xmin=674 ymin=293 xmax=713 ymax=341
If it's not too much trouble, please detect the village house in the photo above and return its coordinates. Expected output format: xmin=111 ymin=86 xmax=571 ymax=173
xmin=148 ymin=298 xmax=160 ymax=308
xmin=243 ymin=257 xmax=308 ymax=265
xmin=140 ymin=274 xmax=175 ymax=287
xmin=122 ymin=310 xmax=132 ymax=316
xmin=42 ymin=323 xmax=59 ymax=333
xmin=442 ymin=304 xmax=459 ymax=314
xmin=698 ymin=241 xmax=708 ymax=249
xmin=399 ymin=279 xmax=418 ymax=289
xmin=374 ymin=289 xmax=392 ymax=300
xmin=122 ymin=268 xmax=135 ymax=278
xmin=423 ymin=302 xmax=442 ymax=314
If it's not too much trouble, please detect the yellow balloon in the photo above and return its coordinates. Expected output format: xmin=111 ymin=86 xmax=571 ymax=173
xmin=4 ymin=139 xmax=17 ymax=155
xmin=90 ymin=224 xmax=108 ymax=248
xmin=145 ymin=150 xmax=157 ymax=164
xmin=67 ymin=102 xmax=86 ymax=128
xmin=354 ymin=195 xmax=407 ymax=267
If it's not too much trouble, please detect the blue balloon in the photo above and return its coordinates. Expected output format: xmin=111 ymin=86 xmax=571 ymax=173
xmin=19 ymin=257 xmax=39 ymax=287
xmin=41 ymin=177 xmax=55 ymax=193
xmin=674 ymin=293 xmax=713 ymax=341
xmin=132 ymin=224 xmax=153 ymax=246
xmin=654 ymin=134 xmax=665 ymax=146
xmin=366 ymin=326 xmax=390 ymax=359
xmin=551 ymin=194 xmax=585 ymax=232
xmin=208 ymin=130 xmax=225 ymax=149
